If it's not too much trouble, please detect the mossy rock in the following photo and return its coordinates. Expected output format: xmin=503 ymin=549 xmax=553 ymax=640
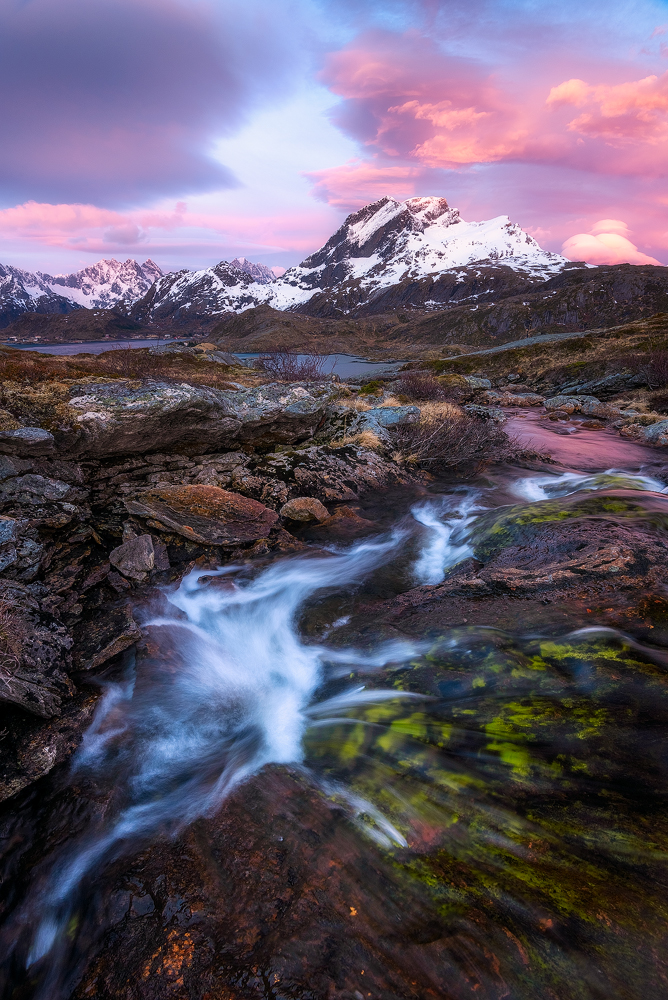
xmin=468 ymin=490 xmax=668 ymax=561
xmin=304 ymin=629 xmax=668 ymax=998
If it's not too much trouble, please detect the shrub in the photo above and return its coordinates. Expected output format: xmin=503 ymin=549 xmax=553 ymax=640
xmin=643 ymin=350 xmax=668 ymax=389
xmin=359 ymin=379 xmax=385 ymax=395
xmin=395 ymin=371 xmax=447 ymax=400
xmin=256 ymin=352 xmax=326 ymax=381
xmin=392 ymin=411 xmax=510 ymax=472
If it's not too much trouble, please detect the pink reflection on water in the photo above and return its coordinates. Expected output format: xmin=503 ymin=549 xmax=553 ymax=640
xmin=505 ymin=410 xmax=663 ymax=472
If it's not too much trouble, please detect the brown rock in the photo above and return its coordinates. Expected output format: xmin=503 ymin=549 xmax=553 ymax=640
xmin=280 ymin=496 xmax=330 ymax=522
xmin=125 ymin=485 xmax=279 ymax=545
xmin=109 ymin=534 xmax=155 ymax=581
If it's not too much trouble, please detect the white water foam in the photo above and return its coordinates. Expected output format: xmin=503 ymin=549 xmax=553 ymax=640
xmin=411 ymin=493 xmax=483 ymax=585
xmin=27 ymin=533 xmax=426 ymax=969
xmin=511 ymin=468 xmax=668 ymax=502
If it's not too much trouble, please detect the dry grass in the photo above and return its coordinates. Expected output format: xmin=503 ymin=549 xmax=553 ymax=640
xmin=416 ymin=401 xmax=462 ymax=421
xmin=330 ymin=429 xmax=383 ymax=450
xmin=0 ymin=599 xmax=27 ymax=676
xmin=341 ymin=397 xmax=373 ymax=412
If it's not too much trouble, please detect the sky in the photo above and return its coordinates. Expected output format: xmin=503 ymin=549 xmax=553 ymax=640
xmin=1 ymin=0 xmax=668 ymax=274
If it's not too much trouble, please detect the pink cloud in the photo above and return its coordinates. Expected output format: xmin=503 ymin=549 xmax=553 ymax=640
xmin=547 ymin=71 xmax=668 ymax=144
xmin=305 ymin=161 xmax=424 ymax=210
xmin=0 ymin=200 xmax=337 ymax=268
xmin=562 ymin=222 xmax=662 ymax=264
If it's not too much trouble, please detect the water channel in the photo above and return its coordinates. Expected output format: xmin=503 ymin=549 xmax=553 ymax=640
xmin=1 ymin=414 xmax=667 ymax=999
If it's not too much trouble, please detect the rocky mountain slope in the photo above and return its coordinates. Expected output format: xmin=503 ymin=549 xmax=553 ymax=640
xmin=0 ymin=258 xmax=163 ymax=329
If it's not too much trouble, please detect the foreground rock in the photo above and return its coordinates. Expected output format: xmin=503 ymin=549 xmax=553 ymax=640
xmin=126 ymin=485 xmax=279 ymax=544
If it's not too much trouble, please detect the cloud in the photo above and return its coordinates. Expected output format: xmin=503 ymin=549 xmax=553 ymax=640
xmin=547 ymin=71 xmax=668 ymax=144
xmin=0 ymin=199 xmax=337 ymax=268
xmin=305 ymin=161 xmax=425 ymax=210
xmin=0 ymin=0 xmax=299 ymax=207
xmin=562 ymin=222 xmax=662 ymax=264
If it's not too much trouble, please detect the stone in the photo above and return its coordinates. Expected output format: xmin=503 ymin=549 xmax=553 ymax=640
xmin=360 ymin=406 xmax=421 ymax=429
xmin=464 ymin=404 xmax=506 ymax=423
xmin=125 ymin=485 xmax=279 ymax=545
xmin=72 ymin=605 xmax=143 ymax=671
xmin=543 ymin=395 xmax=600 ymax=414
xmin=0 ymin=473 xmax=71 ymax=501
xmin=0 ymin=515 xmax=17 ymax=572
xmin=0 ymin=455 xmax=32 ymax=481
xmin=0 ymin=427 xmax=54 ymax=456
xmin=280 ymin=497 xmax=330 ymax=522
xmin=60 ymin=380 xmax=337 ymax=457
xmin=109 ymin=534 xmax=155 ymax=580
xmin=461 ymin=375 xmax=492 ymax=390
xmin=641 ymin=419 xmax=668 ymax=447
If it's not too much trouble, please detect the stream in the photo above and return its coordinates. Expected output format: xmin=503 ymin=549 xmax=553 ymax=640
xmin=1 ymin=416 xmax=668 ymax=999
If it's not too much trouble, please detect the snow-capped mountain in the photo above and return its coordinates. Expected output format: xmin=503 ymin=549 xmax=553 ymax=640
xmin=136 ymin=196 xmax=575 ymax=324
xmin=229 ymin=257 xmax=276 ymax=284
xmin=0 ymin=258 xmax=164 ymax=328
xmin=37 ymin=258 xmax=163 ymax=309
xmin=0 ymin=263 xmax=79 ymax=328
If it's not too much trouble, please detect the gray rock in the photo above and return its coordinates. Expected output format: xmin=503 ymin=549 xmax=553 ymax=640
xmin=109 ymin=534 xmax=155 ymax=580
xmin=0 ymin=473 xmax=71 ymax=501
xmin=559 ymin=372 xmax=646 ymax=398
xmin=641 ymin=419 xmax=668 ymax=447
xmin=208 ymin=351 xmax=241 ymax=365
xmin=461 ymin=375 xmax=492 ymax=390
xmin=464 ymin=404 xmax=506 ymax=423
xmin=0 ymin=455 xmax=33 ymax=481
xmin=61 ymin=380 xmax=338 ymax=457
xmin=0 ymin=427 xmax=55 ymax=456
xmin=544 ymin=395 xmax=600 ymax=414
xmin=0 ymin=515 xmax=17 ymax=572
xmin=280 ymin=497 xmax=330 ymax=522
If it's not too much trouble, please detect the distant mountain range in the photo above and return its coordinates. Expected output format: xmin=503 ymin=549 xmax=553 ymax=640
xmin=1 ymin=196 xmax=667 ymax=343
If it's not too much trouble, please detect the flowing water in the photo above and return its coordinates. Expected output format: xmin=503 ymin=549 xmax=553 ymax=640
xmin=2 ymin=418 xmax=668 ymax=999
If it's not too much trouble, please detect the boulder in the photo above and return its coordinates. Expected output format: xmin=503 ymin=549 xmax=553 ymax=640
xmin=109 ymin=534 xmax=155 ymax=581
xmin=461 ymin=375 xmax=492 ymax=390
xmin=280 ymin=497 xmax=330 ymax=522
xmin=0 ymin=427 xmax=55 ymax=456
xmin=0 ymin=473 xmax=71 ymax=502
xmin=641 ymin=419 xmax=668 ymax=447
xmin=543 ymin=395 xmax=600 ymax=414
xmin=61 ymin=380 xmax=337 ymax=458
xmin=125 ymin=485 xmax=279 ymax=545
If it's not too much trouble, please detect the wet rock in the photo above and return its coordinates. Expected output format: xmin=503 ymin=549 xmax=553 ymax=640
xmin=0 ymin=690 xmax=97 ymax=802
xmin=125 ymin=485 xmax=279 ymax=545
xmin=304 ymin=505 xmax=377 ymax=539
xmin=109 ymin=534 xmax=155 ymax=581
xmin=280 ymin=497 xmax=330 ymax=522
xmin=0 ymin=427 xmax=54 ymax=457
xmin=72 ymin=605 xmax=142 ymax=672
